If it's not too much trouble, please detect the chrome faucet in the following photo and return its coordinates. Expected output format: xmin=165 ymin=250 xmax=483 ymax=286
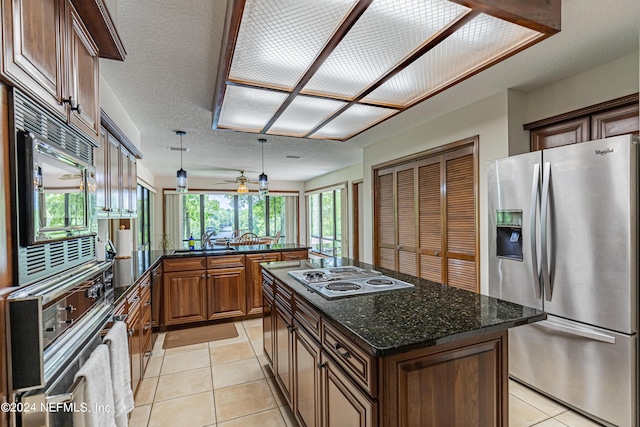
xmin=201 ymin=231 xmax=216 ymax=249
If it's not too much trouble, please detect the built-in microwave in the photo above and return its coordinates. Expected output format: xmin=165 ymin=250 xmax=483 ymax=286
xmin=17 ymin=130 xmax=97 ymax=246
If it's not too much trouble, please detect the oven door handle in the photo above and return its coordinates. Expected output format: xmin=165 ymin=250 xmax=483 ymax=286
xmin=46 ymin=376 xmax=85 ymax=404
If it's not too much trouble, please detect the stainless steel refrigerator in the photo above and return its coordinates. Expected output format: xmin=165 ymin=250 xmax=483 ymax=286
xmin=488 ymin=134 xmax=638 ymax=427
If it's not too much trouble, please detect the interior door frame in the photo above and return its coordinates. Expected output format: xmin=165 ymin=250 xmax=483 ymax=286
xmin=351 ymin=179 xmax=363 ymax=261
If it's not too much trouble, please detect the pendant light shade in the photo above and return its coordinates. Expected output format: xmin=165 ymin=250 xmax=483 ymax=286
xmin=175 ymin=131 xmax=188 ymax=193
xmin=258 ymin=138 xmax=268 ymax=195
xmin=237 ymin=181 xmax=249 ymax=194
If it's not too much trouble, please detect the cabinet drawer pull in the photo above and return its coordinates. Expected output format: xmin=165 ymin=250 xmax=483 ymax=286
xmin=127 ymin=328 xmax=134 ymax=337
xmin=144 ymin=351 xmax=152 ymax=357
xmin=201 ymin=274 xmax=206 ymax=278
xmin=144 ymin=323 xmax=152 ymax=331
xmin=144 ymin=301 xmax=151 ymax=307
xmin=333 ymin=342 xmax=351 ymax=359
xmin=317 ymin=362 xmax=327 ymax=369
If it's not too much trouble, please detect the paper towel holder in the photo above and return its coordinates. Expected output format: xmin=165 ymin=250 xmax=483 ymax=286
xmin=114 ymin=225 xmax=132 ymax=259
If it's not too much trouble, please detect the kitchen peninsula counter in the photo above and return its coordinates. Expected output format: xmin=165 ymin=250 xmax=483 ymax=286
xmin=112 ymin=244 xmax=311 ymax=303
xmin=262 ymin=257 xmax=545 ymax=426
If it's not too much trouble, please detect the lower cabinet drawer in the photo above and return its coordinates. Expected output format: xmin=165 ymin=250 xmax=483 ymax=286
xmin=294 ymin=294 xmax=321 ymax=342
xmin=322 ymin=321 xmax=377 ymax=396
xmin=281 ymin=250 xmax=309 ymax=261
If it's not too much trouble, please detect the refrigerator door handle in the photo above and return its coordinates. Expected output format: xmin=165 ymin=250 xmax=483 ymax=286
xmin=529 ymin=163 xmax=541 ymax=299
xmin=535 ymin=320 xmax=616 ymax=344
xmin=540 ymin=162 xmax=552 ymax=301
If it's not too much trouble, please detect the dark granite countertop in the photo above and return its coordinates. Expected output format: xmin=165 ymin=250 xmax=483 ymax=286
xmin=263 ymin=257 xmax=546 ymax=357
xmin=112 ymin=244 xmax=311 ymax=303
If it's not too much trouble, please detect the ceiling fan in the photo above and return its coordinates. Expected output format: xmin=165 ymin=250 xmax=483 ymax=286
xmin=213 ymin=170 xmax=261 ymax=193
xmin=217 ymin=170 xmax=259 ymax=185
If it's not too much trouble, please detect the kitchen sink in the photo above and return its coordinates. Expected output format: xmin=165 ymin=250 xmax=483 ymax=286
xmin=172 ymin=248 xmax=236 ymax=255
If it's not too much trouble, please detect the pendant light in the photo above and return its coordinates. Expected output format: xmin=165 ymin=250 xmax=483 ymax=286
xmin=258 ymin=138 xmax=268 ymax=195
xmin=237 ymin=181 xmax=249 ymax=194
xmin=175 ymin=130 xmax=188 ymax=193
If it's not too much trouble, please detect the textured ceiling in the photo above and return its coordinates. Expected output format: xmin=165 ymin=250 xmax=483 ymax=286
xmin=100 ymin=0 xmax=639 ymax=183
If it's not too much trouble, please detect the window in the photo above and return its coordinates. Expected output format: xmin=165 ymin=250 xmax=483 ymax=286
xmin=167 ymin=192 xmax=297 ymax=249
xmin=137 ymin=184 xmax=152 ymax=251
xmin=308 ymin=188 xmax=344 ymax=256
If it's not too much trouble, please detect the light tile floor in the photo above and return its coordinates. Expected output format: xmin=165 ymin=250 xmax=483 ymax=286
xmin=129 ymin=319 xmax=603 ymax=427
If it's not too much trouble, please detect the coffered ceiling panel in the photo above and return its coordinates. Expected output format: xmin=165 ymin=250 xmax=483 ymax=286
xmin=268 ymin=96 xmax=346 ymax=137
xmin=228 ymin=0 xmax=358 ymax=90
xmin=301 ymin=0 xmax=470 ymax=99
xmin=309 ymin=104 xmax=398 ymax=140
xmin=363 ymin=13 xmax=543 ymax=106
xmin=213 ymin=0 xmax=561 ymax=141
xmin=218 ymin=85 xmax=288 ymax=132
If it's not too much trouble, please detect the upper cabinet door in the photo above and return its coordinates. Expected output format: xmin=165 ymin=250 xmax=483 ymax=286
xmin=67 ymin=1 xmax=99 ymax=139
xmin=1 ymin=0 xmax=67 ymax=117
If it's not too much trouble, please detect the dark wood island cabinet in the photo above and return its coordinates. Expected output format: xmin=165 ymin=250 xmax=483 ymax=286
xmin=262 ymin=258 xmax=545 ymax=427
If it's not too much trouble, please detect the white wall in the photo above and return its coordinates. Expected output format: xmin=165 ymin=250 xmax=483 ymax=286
xmin=524 ymin=51 xmax=639 ymax=122
xmin=304 ymin=163 xmax=364 ymax=258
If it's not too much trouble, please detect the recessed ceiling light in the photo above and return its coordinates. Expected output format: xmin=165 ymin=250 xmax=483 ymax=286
xmin=213 ymin=0 xmax=560 ymax=141
xmin=168 ymin=147 xmax=190 ymax=152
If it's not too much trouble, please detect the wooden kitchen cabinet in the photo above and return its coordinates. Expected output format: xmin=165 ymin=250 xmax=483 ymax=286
xmin=591 ymin=103 xmax=639 ymax=139
xmin=526 ymin=94 xmax=639 ymax=151
xmin=207 ymin=267 xmax=245 ymax=320
xmin=127 ymin=287 xmax=142 ymax=394
xmin=321 ymin=353 xmax=377 ymax=427
xmin=151 ymin=263 xmax=163 ymax=328
xmin=530 ymin=117 xmax=590 ymax=151
xmin=138 ymin=273 xmax=153 ymax=372
xmin=95 ymin=129 xmax=109 ymax=214
xmin=265 ymin=270 xmax=509 ymax=427
xmin=121 ymin=146 xmax=132 ymax=215
xmin=108 ymin=134 xmax=122 ymax=215
xmin=162 ymin=255 xmax=247 ymax=326
xmin=163 ymin=270 xmax=208 ymax=326
xmin=294 ymin=323 xmax=322 ymax=427
xmin=274 ymin=303 xmax=294 ymax=406
xmin=263 ymin=286 xmax=275 ymax=366
xmin=1 ymin=0 xmax=100 ymax=141
xmin=1 ymin=0 xmax=66 ymax=117
xmin=282 ymin=250 xmax=310 ymax=261
xmin=96 ymin=117 xmax=141 ymax=218
xmin=66 ymin=1 xmax=100 ymax=139
xmin=245 ymin=252 xmax=281 ymax=315
xmin=128 ymin=154 xmax=138 ymax=216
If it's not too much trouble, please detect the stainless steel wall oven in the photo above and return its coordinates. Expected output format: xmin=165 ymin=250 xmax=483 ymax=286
xmin=7 ymin=261 xmax=114 ymax=427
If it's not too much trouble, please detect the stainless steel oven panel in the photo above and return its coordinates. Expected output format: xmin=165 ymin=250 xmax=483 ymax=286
xmin=17 ymin=130 xmax=97 ymax=246
xmin=10 ymin=261 xmax=113 ymax=306
xmin=43 ymin=303 xmax=112 ymax=384
xmin=7 ymin=297 xmax=45 ymax=393
xmin=17 ymin=304 xmax=108 ymax=427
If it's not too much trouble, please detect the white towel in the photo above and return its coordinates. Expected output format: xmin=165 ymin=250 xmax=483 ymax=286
xmin=73 ymin=344 xmax=117 ymax=427
xmin=103 ymin=321 xmax=135 ymax=427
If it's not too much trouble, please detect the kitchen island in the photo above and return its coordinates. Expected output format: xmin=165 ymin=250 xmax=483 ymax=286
xmin=262 ymin=257 xmax=545 ymax=427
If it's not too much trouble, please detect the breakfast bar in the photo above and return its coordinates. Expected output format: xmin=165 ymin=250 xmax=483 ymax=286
xmin=262 ymin=257 xmax=546 ymax=426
